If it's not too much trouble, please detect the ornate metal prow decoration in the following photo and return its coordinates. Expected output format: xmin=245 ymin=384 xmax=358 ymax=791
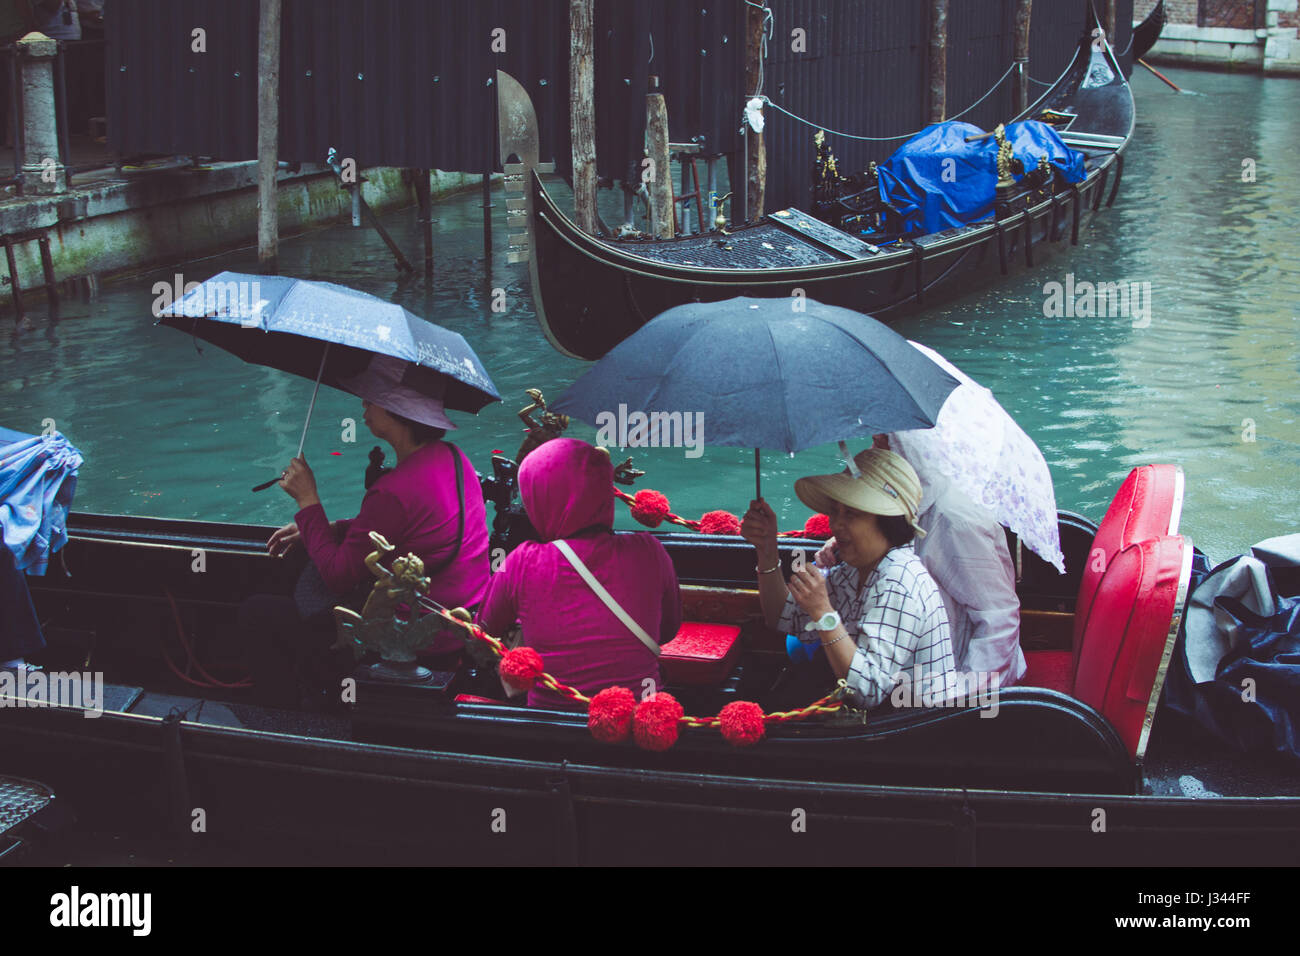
xmin=515 ymin=387 xmax=571 ymax=463
xmin=332 ymin=532 xmax=467 ymax=682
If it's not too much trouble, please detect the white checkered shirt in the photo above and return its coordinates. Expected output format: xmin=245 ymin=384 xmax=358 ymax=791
xmin=779 ymin=545 xmax=956 ymax=709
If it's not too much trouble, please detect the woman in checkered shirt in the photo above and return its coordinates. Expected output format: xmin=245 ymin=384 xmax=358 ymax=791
xmin=741 ymin=447 xmax=957 ymax=710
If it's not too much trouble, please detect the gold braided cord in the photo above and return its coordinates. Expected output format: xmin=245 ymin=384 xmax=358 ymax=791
xmin=428 ymin=606 xmax=848 ymax=730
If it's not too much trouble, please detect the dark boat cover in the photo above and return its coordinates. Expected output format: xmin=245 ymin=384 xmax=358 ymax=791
xmin=1165 ymin=536 xmax=1300 ymax=762
xmin=877 ymin=121 xmax=1086 ymax=236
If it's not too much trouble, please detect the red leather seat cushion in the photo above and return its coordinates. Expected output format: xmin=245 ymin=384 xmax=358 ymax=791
xmin=661 ymin=622 xmax=741 ymax=685
xmin=1072 ymin=465 xmax=1182 ymax=680
xmin=1072 ymin=535 xmax=1187 ymax=758
xmin=1021 ymin=650 xmax=1074 ymax=693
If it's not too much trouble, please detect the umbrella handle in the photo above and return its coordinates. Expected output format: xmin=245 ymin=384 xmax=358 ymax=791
xmin=253 ymin=344 xmax=329 ymax=494
xmin=754 ymin=448 xmax=761 ymax=501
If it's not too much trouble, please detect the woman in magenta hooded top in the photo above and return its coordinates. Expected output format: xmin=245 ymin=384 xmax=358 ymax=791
xmin=479 ymin=439 xmax=682 ymax=709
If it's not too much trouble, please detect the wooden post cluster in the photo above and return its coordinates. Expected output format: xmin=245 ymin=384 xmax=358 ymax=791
xmin=1014 ymin=0 xmax=1032 ymax=115
xmin=928 ymin=0 xmax=948 ymax=123
xmin=257 ymin=0 xmax=282 ymax=274
xmin=569 ymin=0 xmax=598 ymax=235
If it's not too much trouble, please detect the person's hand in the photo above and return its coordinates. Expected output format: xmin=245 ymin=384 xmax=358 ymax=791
xmin=787 ymin=566 xmax=834 ymax=619
xmin=816 ymin=536 xmax=840 ymax=569
xmin=279 ymin=456 xmax=320 ymax=509
xmin=267 ymin=522 xmax=301 ymax=558
xmin=740 ymin=498 xmax=779 ymax=560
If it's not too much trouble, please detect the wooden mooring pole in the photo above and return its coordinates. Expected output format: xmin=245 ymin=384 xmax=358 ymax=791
xmin=928 ymin=0 xmax=948 ymax=123
xmin=256 ymin=0 xmax=282 ymax=275
xmin=645 ymin=76 xmax=674 ymax=239
xmin=1014 ymin=0 xmax=1032 ymax=115
xmin=569 ymin=0 xmax=598 ymax=234
xmin=414 ymin=169 xmax=434 ymax=280
xmin=744 ymin=0 xmax=767 ymax=222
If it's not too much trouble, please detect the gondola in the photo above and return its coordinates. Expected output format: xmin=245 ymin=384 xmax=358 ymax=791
xmin=6 ymin=451 xmax=1300 ymax=865
xmin=506 ymin=18 xmax=1138 ymax=360
xmin=1131 ymin=0 xmax=1166 ymax=63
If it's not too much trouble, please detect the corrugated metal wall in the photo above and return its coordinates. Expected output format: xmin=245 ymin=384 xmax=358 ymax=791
xmin=106 ymin=0 xmax=743 ymax=181
xmin=105 ymin=1 xmax=1124 ymax=215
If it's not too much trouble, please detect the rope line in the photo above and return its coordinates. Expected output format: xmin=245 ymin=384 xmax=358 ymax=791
xmin=419 ymin=599 xmax=849 ymax=731
xmin=761 ymin=59 xmax=1020 ymax=143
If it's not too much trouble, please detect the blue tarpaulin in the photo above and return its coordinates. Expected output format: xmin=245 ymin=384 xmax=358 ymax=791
xmin=0 ymin=426 xmax=82 ymax=576
xmin=877 ymin=120 xmax=1087 ymax=236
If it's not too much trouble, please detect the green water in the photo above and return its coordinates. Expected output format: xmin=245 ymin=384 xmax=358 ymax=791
xmin=3 ymin=67 xmax=1297 ymax=562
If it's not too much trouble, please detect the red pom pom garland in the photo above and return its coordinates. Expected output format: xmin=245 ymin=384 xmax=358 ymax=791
xmin=718 ymin=700 xmax=767 ymax=746
xmin=803 ymin=514 xmax=832 ymax=539
xmin=632 ymin=693 xmax=684 ymax=751
xmin=499 ymin=646 xmax=545 ymax=692
xmin=698 ymin=510 xmax=742 ymax=535
xmin=629 ymin=489 xmax=672 ymax=528
xmin=423 ymin=591 xmax=846 ymax=751
xmin=588 ymin=686 xmax=637 ymax=743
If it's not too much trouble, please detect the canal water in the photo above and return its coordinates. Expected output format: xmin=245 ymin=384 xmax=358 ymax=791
xmin=2 ymin=66 xmax=1297 ymax=563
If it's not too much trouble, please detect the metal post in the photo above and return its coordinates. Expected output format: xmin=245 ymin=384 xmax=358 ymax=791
xmin=349 ymin=181 xmax=361 ymax=226
xmin=706 ymin=155 xmax=718 ymax=230
xmin=38 ymin=235 xmax=58 ymax=312
xmin=5 ymin=237 xmax=24 ymax=324
xmin=679 ymin=151 xmax=691 ymax=235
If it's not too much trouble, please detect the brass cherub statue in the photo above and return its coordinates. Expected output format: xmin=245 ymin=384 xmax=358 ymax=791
xmin=516 ymin=388 xmax=570 ymax=463
xmin=332 ymin=532 xmax=451 ymax=675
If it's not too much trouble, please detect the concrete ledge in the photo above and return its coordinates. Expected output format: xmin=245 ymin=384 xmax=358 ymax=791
xmin=0 ymin=164 xmax=493 ymax=298
xmin=1146 ymin=21 xmax=1300 ymax=74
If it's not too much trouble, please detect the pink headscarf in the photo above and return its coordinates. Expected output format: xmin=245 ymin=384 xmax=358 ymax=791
xmin=518 ymin=439 xmax=615 ymax=542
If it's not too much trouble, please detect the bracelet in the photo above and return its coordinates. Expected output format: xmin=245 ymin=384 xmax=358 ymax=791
xmin=820 ymin=631 xmax=848 ymax=647
xmin=756 ymin=562 xmax=781 ymax=575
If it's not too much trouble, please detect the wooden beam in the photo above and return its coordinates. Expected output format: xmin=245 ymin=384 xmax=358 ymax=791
xmin=645 ymin=76 xmax=674 ymax=238
xmin=1014 ymin=0 xmax=1032 ymax=115
xmin=928 ymin=0 xmax=948 ymax=123
xmin=745 ymin=0 xmax=767 ymax=221
xmin=256 ymin=0 xmax=282 ymax=274
xmin=569 ymin=0 xmax=598 ymax=234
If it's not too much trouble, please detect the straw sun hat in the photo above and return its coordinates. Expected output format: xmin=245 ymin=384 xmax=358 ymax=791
xmin=794 ymin=447 xmax=927 ymax=538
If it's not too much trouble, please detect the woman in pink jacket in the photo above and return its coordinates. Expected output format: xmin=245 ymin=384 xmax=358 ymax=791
xmin=478 ymin=439 xmax=682 ymax=709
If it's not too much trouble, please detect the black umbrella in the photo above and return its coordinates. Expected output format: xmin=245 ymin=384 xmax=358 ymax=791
xmin=157 ymin=271 xmax=501 ymax=489
xmin=551 ymin=297 xmax=960 ymax=497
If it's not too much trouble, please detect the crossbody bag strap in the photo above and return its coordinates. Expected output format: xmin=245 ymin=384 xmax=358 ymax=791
xmin=553 ymin=539 xmax=660 ymax=657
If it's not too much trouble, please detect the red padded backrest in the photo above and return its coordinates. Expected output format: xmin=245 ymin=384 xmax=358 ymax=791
xmin=1071 ymin=534 xmax=1189 ymax=759
xmin=1072 ymin=465 xmax=1183 ymax=680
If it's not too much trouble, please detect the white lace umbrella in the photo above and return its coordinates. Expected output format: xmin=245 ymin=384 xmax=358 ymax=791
xmin=887 ymin=341 xmax=1066 ymax=574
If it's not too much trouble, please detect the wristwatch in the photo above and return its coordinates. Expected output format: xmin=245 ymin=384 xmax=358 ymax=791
xmin=804 ymin=610 xmax=842 ymax=633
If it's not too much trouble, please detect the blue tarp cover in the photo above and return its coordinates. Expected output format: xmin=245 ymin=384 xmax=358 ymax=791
xmin=877 ymin=120 xmax=1087 ymax=236
xmin=0 ymin=427 xmax=82 ymax=576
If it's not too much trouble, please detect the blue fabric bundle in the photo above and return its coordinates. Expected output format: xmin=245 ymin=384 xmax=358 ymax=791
xmin=0 ymin=426 xmax=83 ymax=576
xmin=876 ymin=120 xmax=1086 ymax=236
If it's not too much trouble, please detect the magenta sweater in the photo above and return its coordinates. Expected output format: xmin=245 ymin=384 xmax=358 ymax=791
xmin=478 ymin=439 xmax=682 ymax=708
xmin=296 ymin=442 xmax=489 ymax=652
